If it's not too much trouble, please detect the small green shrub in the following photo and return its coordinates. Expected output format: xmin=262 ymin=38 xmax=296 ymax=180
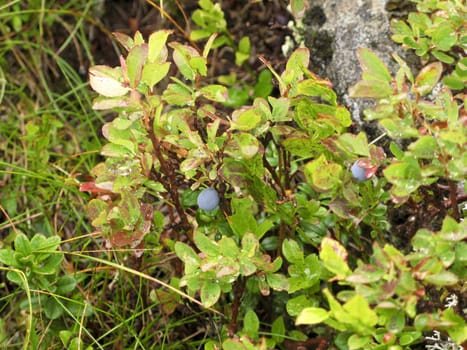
xmin=84 ymin=12 xmax=466 ymax=346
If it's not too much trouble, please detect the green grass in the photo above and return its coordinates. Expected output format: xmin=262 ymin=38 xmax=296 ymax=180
xmin=0 ymin=1 xmax=134 ymax=348
xmin=0 ymin=2 xmax=211 ymax=346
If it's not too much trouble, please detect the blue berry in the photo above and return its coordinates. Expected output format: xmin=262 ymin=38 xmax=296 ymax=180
xmin=351 ymin=161 xmax=368 ymax=181
xmin=197 ymin=188 xmax=220 ymax=211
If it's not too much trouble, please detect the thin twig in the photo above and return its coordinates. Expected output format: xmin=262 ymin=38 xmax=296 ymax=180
xmin=448 ymin=180 xmax=460 ymax=221
xmin=145 ymin=0 xmax=201 ymax=53
xmin=228 ymin=277 xmax=245 ymax=336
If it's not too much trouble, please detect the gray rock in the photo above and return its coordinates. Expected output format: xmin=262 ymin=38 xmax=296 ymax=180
xmin=301 ymin=0 xmax=416 ymax=130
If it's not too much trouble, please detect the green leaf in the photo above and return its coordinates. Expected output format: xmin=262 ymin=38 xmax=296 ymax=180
xmin=297 ymin=79 xmax=337 ymax=105
xmin=141 ymin=62 xmax=171 ymax=89
xmin=335 ymin=132 xmax=370 ymax=156
xmin=200 ymin=281 xmax=221 ymax=308
xmin=285 ymin=48 xmax=309 ymax=76
xmin=162 ymin=83 xmax=193 ymax=106
xmin=91 ymin=96 xmax=129 ymax=110
xmin=441 ymin=308 xmax=467 ymax=344
xmin=202 ymin=33 xmax=218 ymax=58
xmin=174 ymin=242 xmax=200 ymax=272
xmin=288 ymin=254 xmax=321 ymax=293
xmin=231 ymin=107 xmax=261 ymax=131
xmin=6 ymin=270 xmax=24 ymax=286
xmin=408 ymin=12 xmax=431 ymax=33
xmin=431 ymin=21 xmax=457 ymax=51
xmin=235 ymin=36 xmax=250 ymax=66
xmin=455 ymin=57 xmax=467 ymax=77
xmin=133 ymin=31 xmax=144 ymax=45
xmin=391 ymin=19 xmax=413 ymax=41
xmin=432 ymin=50 xmax=455 ymax=64
xmin=194 ymin=231 xmax=220 ymax=257
xmin=399 ymin=331 xmax=422 ymax=346
xmin=225 ymin=132 xmax=260 ymax=160
xmin=415 ymin=38 xmax=430 ymax=57
xmin=34 ymin=253 xmax=63 ymax=274
xmin=357 ymin=48 xmax=392 ymax=83
xmin=266 ymin=273 xmax=289 ymax=291
xmin=0 ymin=249 xmax=17 ymax=267
xmin=222 ymin=339 xmax=248 ymax=350
xmin=44 ymin=297 xmax=64 ymax=320
xmin=424 ymin=271 xmax=458 ymax=286
xmin=408 ymin=135 xmax=438 ymax=158
xmin=390 ymin=141 xmax=404 ymax=160
xmin=14 ymin=234 xmax=32 ymax=257
xmin=380 ymin=117 xmax=419 ymax=139
xmin=443 ymin=74 xmax=466 ymax=90
xmin=56 ymin=276 xmax=77 ymax=294
xmin=343 ymin=294 xmax=378 ymax=328
xmin=101 ymin=143 xmax=134 ymax=158
xmin=126 ymin=44 xmax=148 ymax=88
xmin=290 ymin=0 xmax=306 ymax=19
xmin=413 ymin=62 xmax=443 ymax=96
xmin=255 ymin=219 xmax=274 ymax=239
xmin=199 ymin=84 xmax=228 ymax=102
xmin=190 ymin=29 xmax=211 ymax=41
xmin=319 ymin=237 xmax=350 ymax=278
xmin=304 ymin=154 xmax=343 ymax=192
xmin=282 ymin=239 xmax=303 ymax=264
xmin=282 ymin=48 xmax=309 ymax=89
xmin=59 ymin=330 xmax=73 ymax=348
xmin=383 ymin=158 xmax=426 ymax=198
xmin=348 ymin=334 xmax=372 ymax=350
xmin=271 ymin=316 xmax=285 ymax=344
xmin=287 ymin=295 xmax=315 ymax=317
xmin=243 ymin=310 xmax=259 ymax=339
xmin=282 ymin=134 xmax=314 ymax=158
xmin=254 ymin=70 xmax=274 ymax=98
xmin=170 ymin=43 xmax=199 ymax=81
xmin=219 ymin=237 xmax=240 ymax=258
xmin=147 ymin=30 xmax=171 ymax=63
xmin=241 ymin=233 xmax=259 ymax=257
xmin=268 ymin=96 xmax=290 ymax=121
xmin=37 ymin=235 xmax=60 ymax=251
xmin=386 ymin=310 xmax=406 ymax=333
xmin=113 ymin=32 xmax=134 ymax=51
xmin=102 ymin=123 xmax=138 ymax=155
xmin=190 ymin=56 xmax=208 ymax=76
xmin=348 ymin=80 xmax=392 ymax=98
xmin=225 ymin=87 xmax=250 ymax=107
xmin=335 ymin=106 xmax=352 ymax=128
xmin=295 ymin=307 xmax=329 ymax=325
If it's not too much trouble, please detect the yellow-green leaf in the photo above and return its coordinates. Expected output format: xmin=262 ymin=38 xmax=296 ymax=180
xmin=296 ymin=307 xmax=329 ymax=325
xmin=413 ymin=62 xmax=443 ymax=96
xmin=147 ymin=30 xmax=172 ymax=63
xmin=358 ymin=48 xmax=392 ymax=83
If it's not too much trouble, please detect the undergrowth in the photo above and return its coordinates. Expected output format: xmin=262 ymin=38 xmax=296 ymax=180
xmin=0 ymin=1 xmax=465 ymax=350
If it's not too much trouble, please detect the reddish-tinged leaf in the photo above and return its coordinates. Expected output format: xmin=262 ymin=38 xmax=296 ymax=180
xmin=126 ymin=44 xmax=148 ymax=88
xmin=80 ymin=181 xmax=110 ymax=194
xmin=349 ymin=80 xmax=392 ymax=98
xmin=358 ymin=48 xmax=392 ymax=83
xmin=89 ymin=66 xmax=130 ymax=97
xmin=413 ymin=62 xmax=443 ymax=96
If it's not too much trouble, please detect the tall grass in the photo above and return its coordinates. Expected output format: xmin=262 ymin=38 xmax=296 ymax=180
xmin=0 ymin=1 xmax=215 ymax=348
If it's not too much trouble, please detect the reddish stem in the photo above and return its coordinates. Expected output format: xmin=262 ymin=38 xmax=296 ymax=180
xmin=146 ymin=118 xmax=191 ymax=238
xmin=228 ymin=277 xmax=245 ymax=337
xmin=448 ymin=180 xmax=459 ymax=221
